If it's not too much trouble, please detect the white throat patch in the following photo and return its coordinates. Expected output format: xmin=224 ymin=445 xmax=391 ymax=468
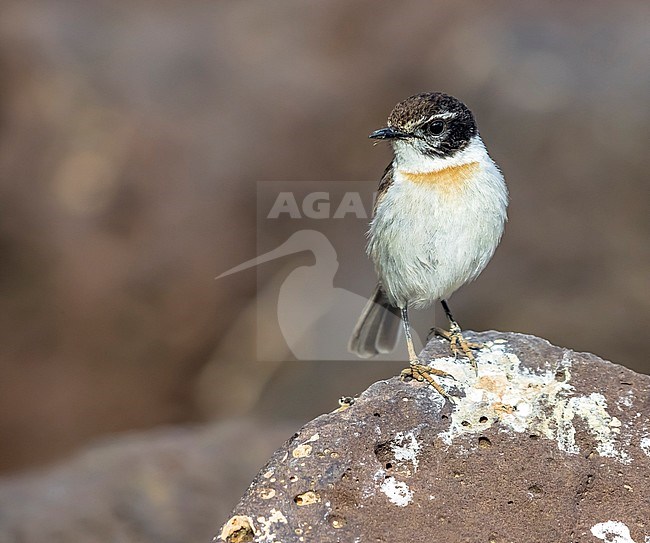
xmin=392 ymin=135 xmax=489 ymax=174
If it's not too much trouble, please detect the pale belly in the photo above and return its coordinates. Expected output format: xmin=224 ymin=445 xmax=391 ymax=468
xmin=368 ymin=172 xmax=507 ymax=309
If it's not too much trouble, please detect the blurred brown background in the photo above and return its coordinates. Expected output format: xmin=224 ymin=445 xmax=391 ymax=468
xmin=0 ymin=0 xmax=648 ymax=540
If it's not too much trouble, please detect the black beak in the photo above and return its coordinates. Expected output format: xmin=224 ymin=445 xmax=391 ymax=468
xmin=369 ymin=127 xmax=409 ymax=140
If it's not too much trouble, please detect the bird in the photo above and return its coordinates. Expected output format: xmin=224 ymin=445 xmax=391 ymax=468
xmin=348 ymin=92 xmax=508 ymax=396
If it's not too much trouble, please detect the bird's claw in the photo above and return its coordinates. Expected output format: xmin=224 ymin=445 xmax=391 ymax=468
xmin=430 ymin=324 xmax=482 ymax=374
xmin=401 ymin=360 xmax=453 ymax=399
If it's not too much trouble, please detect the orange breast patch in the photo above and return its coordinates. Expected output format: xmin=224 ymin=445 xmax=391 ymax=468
xmin=401 ymin=161 xmax=480 ymax=192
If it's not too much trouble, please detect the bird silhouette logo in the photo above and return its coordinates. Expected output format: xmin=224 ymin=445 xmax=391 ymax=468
xmin=217 ymin=229 xmax=421 ymax=361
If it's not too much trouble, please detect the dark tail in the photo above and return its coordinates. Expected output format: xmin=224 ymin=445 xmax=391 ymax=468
xmin=348 ymin=284 xmax=401 ymax=358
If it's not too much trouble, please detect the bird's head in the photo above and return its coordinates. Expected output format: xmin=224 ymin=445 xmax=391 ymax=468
xmin=370 ymin=92 xmax=478 ymax=165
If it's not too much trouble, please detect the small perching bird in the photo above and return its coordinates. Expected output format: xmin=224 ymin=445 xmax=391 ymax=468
xmin=349 ymin=92 xmax=508 ymax=396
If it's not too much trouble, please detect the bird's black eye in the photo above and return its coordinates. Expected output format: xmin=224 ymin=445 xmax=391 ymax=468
xmin=427 ymin=120 xmax=445 ymax=136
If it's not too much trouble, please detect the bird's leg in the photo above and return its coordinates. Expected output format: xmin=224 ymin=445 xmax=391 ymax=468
xmin=402 ymin=306 xmax=419 ymax=363
xmin=430 ymin=300 xmax=483 ymax=374
xmin=399 ymin=306 xmax=452 ymax=399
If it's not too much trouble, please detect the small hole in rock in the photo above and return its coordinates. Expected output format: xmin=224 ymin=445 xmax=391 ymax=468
xmin=385 ymin=462 xmax=393 ymax=469
xmin=528 ymin=484 xmax=542 ymax=496
xmin=374 ymin=441 xmax=392 ymax=465
xmin=507 ymin=500 xmax=514 ymax=505
xmin=478 ymin=436 xmax=492 ymax=448
xmin=441 ymin=414 xmax=449 ymax=420
xmin=555 ymin=369 xmax=566 ymax=381
xmin=479 ymin=416 xmax=488 ymax=423
xmin=529 ymin=434 xmax=539 ymax=440
xmin=373 ymin=412 xmax=381 ymax=417
xmin=461 ymin=420 xmax=471 ymax=427
xmin=294 ymin=495 xmax=303 ymax=505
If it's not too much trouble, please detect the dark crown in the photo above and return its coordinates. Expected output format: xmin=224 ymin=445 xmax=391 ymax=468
xmin=386 ymin=92 xmax=478 ymax=157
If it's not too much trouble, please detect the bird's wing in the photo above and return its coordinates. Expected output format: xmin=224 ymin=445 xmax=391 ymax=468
xmin=373 ymin=162 xmax=394 ymax=217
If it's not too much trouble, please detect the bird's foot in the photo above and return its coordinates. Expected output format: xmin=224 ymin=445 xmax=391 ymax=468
xmin=401 ymin=360 xmax=453 ymax=399
xmin=430 ymin=322 xmax=482 ymax=374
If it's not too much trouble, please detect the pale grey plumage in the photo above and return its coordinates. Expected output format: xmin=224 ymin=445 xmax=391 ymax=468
xmin=349 ymin=93 xmax=508 ymax=360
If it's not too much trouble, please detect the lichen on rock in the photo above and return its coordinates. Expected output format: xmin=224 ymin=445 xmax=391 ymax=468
xmin=433 ymin=340 xmax=631 ymax=463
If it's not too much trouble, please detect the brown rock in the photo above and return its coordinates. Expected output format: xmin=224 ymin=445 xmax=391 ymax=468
xmin=217 ymin=332 xmax=650 ymax=543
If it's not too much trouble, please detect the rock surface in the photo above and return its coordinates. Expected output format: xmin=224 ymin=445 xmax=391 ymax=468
xmin=218 ymin=332 xmax=650 ymax=543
